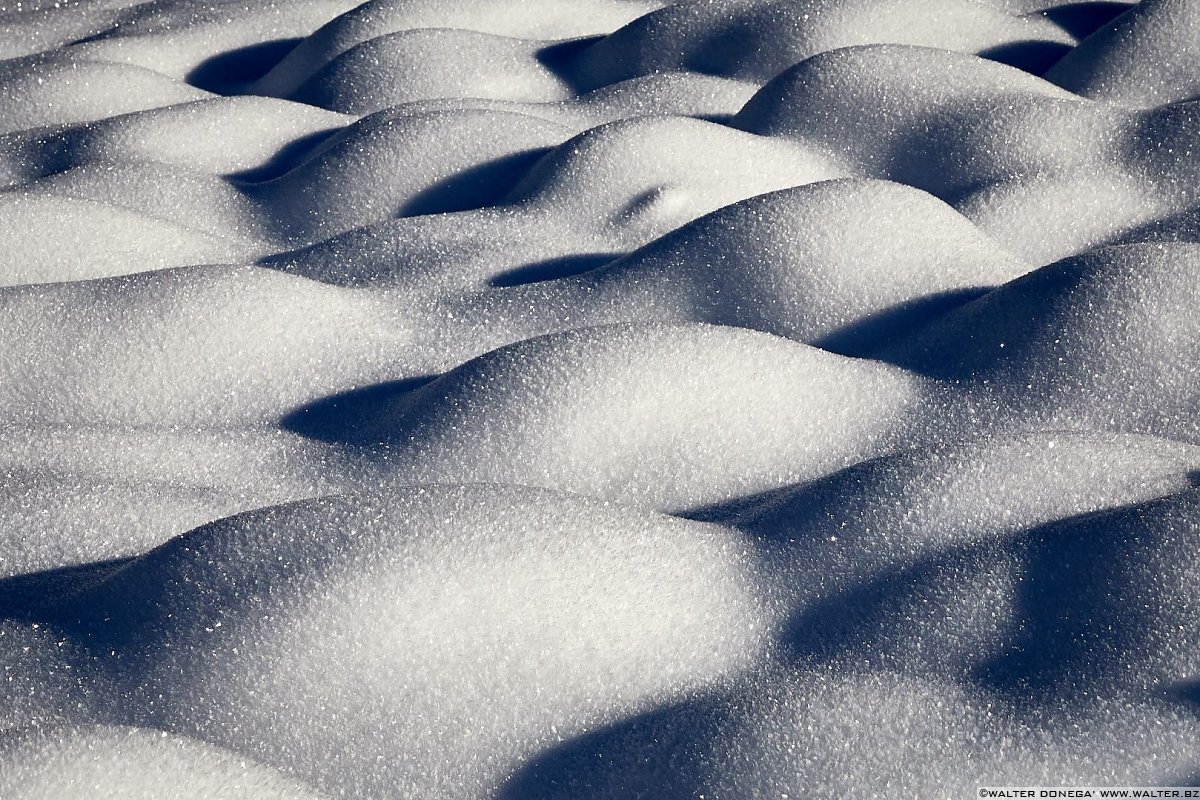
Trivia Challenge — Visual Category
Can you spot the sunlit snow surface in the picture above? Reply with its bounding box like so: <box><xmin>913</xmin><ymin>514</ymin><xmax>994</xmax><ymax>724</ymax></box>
<box><xmin>1</xmin><ymin>0</ymin><xmax>1200</xmax><ymax>797</ymax></box>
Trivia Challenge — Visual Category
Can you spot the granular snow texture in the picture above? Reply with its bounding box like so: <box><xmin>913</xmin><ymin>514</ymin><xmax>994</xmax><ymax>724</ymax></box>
<box><xmin>1</xmin><ymin>0</ymin><xmax>1199</xmax><ymax>798</ymax></box>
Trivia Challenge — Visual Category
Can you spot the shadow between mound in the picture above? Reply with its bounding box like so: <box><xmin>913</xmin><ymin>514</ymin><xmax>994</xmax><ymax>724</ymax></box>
<box><xmin>778</xmin><ymin>542</ymin><xmax>1015</xmax><ymax>677</ymax></box>
<box><xmin>1042</xmin><ymin>2</ymin><xmax>1135</xmax><ymax>41</ymax></box>
<box><xmin>676</xmin><ymin>483</ymin><xmax>798</xmax><ymax>525</ymax></box>
<box><xmin>536</xmin><ymin>36</ymin><xmax>606</xmax><ymax>96</ymax></box>
<box><xmin>280</xmin><ymin>376</ymin><xmax>436</xmax><ymax>445</ymax></box>
<box><xmin>1164</xmin><ymin>677</ymin><xmax>1200</xmax><ymax>712</ymax></box>
<box><xmin>1099</xmin><ymin>206</ymin><xmax>1200</xmax><ymax>248</ymax></box>
<box><xmin>975</xmin><ymin>494</ymin><xmax>1200</xmax><ymax>701</ymax></box>
<box><xmin>772</xmin><ymin>491</ymin><xmax>1200</xmax><ymax>705</ymax></box>
<box><xmin>498</xmin><ymin>694</ymin><xmax>730</xmax><ymax>800</ymax></box>
<box><xmin>490</xmin><ymin>253</ymin><xmax>615</xmax><ymax>288</ymax></box>
<box><xmin>0</xmin><ymin>557</ymin><xmax>135</xmax><ymax>625</ymax></box>
<box><xmin>978</xmin><ymin>40</ymin><xmax>1072</xmax><ymax>76</ymax></box>
<box><xmin>185</xmin><ymin>38</ymin><xmax>303</xmax><ymax>94</ymax></box>
<box><xmin>811</xmin><ymin>287</ymin><xmax>990</xmax><ymax>359</ymax></box>
<box><xmin>397</xmin><ymin>147</ymin><xmax>553</xmax><ymax>218</ymax></box>
<box><xmin>227</xmin><ymin>128</ymin><xmax>342</xmax><ymax>184</ymax></box>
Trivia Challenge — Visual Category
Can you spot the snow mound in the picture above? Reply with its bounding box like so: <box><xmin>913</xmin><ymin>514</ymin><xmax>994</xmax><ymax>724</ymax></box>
<box><xmin>421</xmin><ymin>178</ymin><xmax>1025</xmax><ymax>362</ymax></box>
<box><xmin>1047</xmin><ymin>0</ymin><xmax>1200</xmax><ymax>106</ymax></box>
<box><xmin>887</xmin><ymin>242</ymin><xmax>1200</xmax><ymax>442</ymax></box>
<box><xmin>987</xmin><ymin>487</ymin><xmax>1200</xmax><ymax>694</ymax></box>
<box><xmin>564</xmin><ymin>178</ymin><xmax>1026</xmax><ymax>352</ymax></box>
<box><xmin>570</xmin><ymin>0</ymin><xmax>1073</xmax><ymax>88</ymax></box>
<box><xmin>256</xmin><ymin>107</ymin><xmax>571</xmax><ymax>240</ymax></box>
<box><xmin>738</xmin><ymin>44</ymin><xmax>1200</xmax><ymax>262</ymax></box>
<box><xmin>0</xmin><ymin>97</ymin><xmax>345</xmax><ymax>186</ymax></box>
<box><xmin>0</xmin><ymin>266</ymin><xmax>409</xmax><ymax>427</ymax></box>
<box><xmin>354</xmin><ymin>323</ymin><xmax>935</xmax><ymax>510</ymax></box>
<box><xmin>0</xmin><ymin>620</ymin><xmax>104</xmax><ymax>734</ymax></box>
<box><xmin>362</xmin><ymin>71</ymin><xmax>760</xmax><ymax>134</ymax></box>
<box><xmin>51</xmin><ymin>0</ymin><xmax>363</xmax><ymax>84</ymax></box>
<box><xmin>0</xmin><ymin>725</ymin><xmax>323</xmax><ymax>800</ymax></box>
<box><xmin>726</xmin><ymin>432</ymin><xmax>1200</xmax><ymax>597</ymax></box>
<box><xmin>0</xmin><ymin>427</ymin><xmax>343</xmax><ymax>576</ymax></box>
<box><xmin>703</xmin><ymin>670</ymin><xmax>1200</xmax><ymax>799</ymax></box>
<box><xmin>252</xmin><ymin>0</ymin><xmax>663</xmax><ymax>97</ymax></box>
<box><xmin>500</xmin><ymin>668</ymin><xmax>1200</xmax><ymax>799</ymax></box>
<box><xmin>0</xmin><ymin>194</ymin><xmax>247</xmax><ymax>286</ymax></box>
<box><xmin>71</xmin><ymin>484</ymin><xmax>766</xmax><ymax>800</ymax></box>
<box><xmin>507</xmin><ymin>115</ymin><xmax>845</xmax><ymax>242</ymax></box>
<box><xmin>0</xmin><ymin>54</ymin><xmax>209</xmax><ymax>134</ymax></box>
<box><xmin>291</xmin><ymin>29</ymin><xmax>576</xmax><ymax>114</ymax></box>
<box><xmin>269</xmin><ymin>113</ymin><xmax>842</xmax><ymax>291</ymax></box>
<box><xmin>701</xmin><ymin>432</ymin><xmax>1200</xmax><ymax>681</ymax></box>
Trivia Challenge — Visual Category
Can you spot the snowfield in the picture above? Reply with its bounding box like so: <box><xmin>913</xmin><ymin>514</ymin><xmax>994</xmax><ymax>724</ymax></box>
<box><xmin>1</xmin><ymin>0</ymin><xmax>1200</xmax><ymax>797</ymax></box>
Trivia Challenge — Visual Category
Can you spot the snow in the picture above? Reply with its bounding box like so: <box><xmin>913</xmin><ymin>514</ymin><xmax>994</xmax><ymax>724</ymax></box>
<box><xmin>0</xmin><ymin>725</ymin><xmax>324</xmax><ymax>799</ymax></box>
<box><xmin>354</xmin><ymin>322</ymin><xmax>934</xmax><ymax>509</ymax></box>
<box><xmin>1045</xmin><ymin>0</ymin><xmax>1200</xmax><ymax>107</ymax></box>
<box><xmin>1</xmin><ymin>0</ymin><xmax>1199</xmax><ymax>797</ymax></box>
<box><xmin>887</xmin><ymin>242</ymin><xmax>1200</xmax><ymax>442</ymax></box>
<box><xmin>71</xmin><ymin>485</ymin><xmax>767</xmax><ymax>800</ymax></box>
